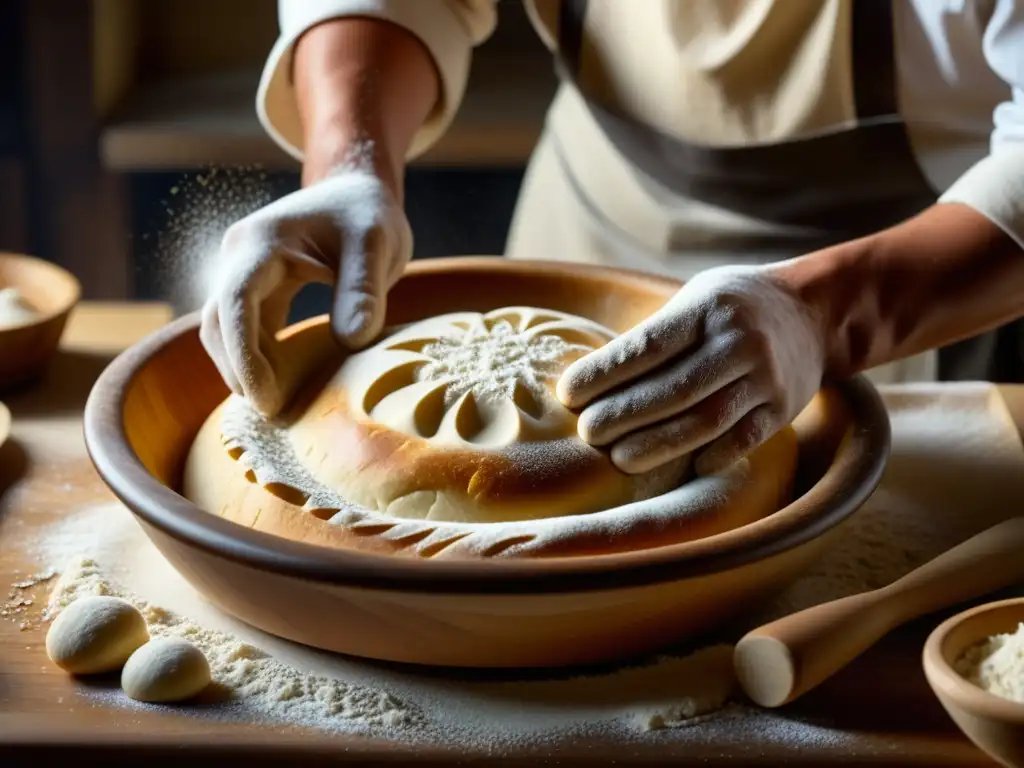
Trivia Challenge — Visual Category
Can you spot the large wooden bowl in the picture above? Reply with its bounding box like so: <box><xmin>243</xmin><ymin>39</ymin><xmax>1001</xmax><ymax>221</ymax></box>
<box><xmin>924</xmin><ymin>598</ymin><xmax>1024</xmax><ymax>768</ymax></box>
<box><xmin>83</xmin><ymin>257</ymin><xmax>890</xmax><ymax>668</ymax></box>
<box><xmin>0</xmin><ymin>253</ymin><xmax>81</xmax><ymax>392</ymax></box>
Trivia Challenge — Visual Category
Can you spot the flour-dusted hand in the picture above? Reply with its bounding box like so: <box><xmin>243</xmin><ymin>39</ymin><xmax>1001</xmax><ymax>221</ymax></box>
<box><xmin>200</xmin><ymin>168</ymin><xmax>412</xmax><ymax>417</ymax></box>
<box><xmin>556</xmin><ymin>264</ymin><xmax>827</xmax><ymax>476</ymax></box>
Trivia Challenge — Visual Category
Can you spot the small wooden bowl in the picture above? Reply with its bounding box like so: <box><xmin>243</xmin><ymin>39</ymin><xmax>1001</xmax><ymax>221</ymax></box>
<box><xmin>0</xmin><ymin>253</ymin><xmax>81</xmax><ymax>392</ymax></box>
<box><xmin>924</xmin><ymin>598</ymin><xmax>1024</xmax><ymax>767</ymax></box>
<box><xmin>83</xmin><ymin>257</ymin><xmax>891</xmax><ymax>668</ymax></box>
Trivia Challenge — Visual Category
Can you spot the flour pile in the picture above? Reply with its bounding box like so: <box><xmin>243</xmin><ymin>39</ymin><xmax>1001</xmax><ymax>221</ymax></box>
<box><xmin>956</xmin><ymin>622</ymin><xmax>1024</xmax><ymax>703</ymax></box>
<box><xmin>414</xmin><ymin>317</ymin><xmax>590</xmax><ymax>409</ymax></box>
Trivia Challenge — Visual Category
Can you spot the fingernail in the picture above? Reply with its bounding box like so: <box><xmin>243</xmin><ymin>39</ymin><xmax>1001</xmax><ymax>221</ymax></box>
<box><xmin>339</xmin><ymin>309</ymin><xmax>368</xmax><ymax>338</ymax></box>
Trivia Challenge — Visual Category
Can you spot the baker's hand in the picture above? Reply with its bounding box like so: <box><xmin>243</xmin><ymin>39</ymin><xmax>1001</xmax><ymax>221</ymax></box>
<box><xmin>556</xmin><ymin>264</ymin><xmax>826</xmax><ymax>477</ymax></box>
<box><xmin>200</xmin><ymin>169</ymin><xmax>412</xmax><ymax>417</ymax></box>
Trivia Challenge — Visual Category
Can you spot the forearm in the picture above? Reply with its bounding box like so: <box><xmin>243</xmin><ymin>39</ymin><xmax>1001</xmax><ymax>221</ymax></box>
<box><xmin>293</xmin><ymin>17</ymin><xmax>439</xmax><ymax>195</ymax></box>
<box><xmin>778</xmin><ymin>203</ymin><xmax>1024</xmax><ymax>377</ymax></box>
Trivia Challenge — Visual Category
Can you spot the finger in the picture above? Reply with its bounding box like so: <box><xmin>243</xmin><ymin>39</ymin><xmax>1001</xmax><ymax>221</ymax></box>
<box><xmin>259</xmin><ymin>248</ymin><xmax>335</xmax><ymax>336</ymax></box>
<box><xmin>694</xmin><ymin>404</ymin><xmax>777</xmax><ymax>476</ymax></box>
<box><xmin>556</xmin><ymin>298</ymin><xmax>703</xmax><ymax>409</ymax></box>
<box><xmin>333</xmin><ymin>226</ymin><xmax>389</xmax><ymax>349</ymax></box>
<box><xmin>218</xmin><ymin>271</ymin><xmax>281</xmax><ymax>417</ymax></box>
<box><xmin>198</xmin><ymin>298</ymin><xmax>242</xmax><ymax>396</ymax></box>
<box><xmin>609</xmin><ymin>376</ymin><xmax>766</xmax><ymax>474</ymax></box>
<box><xmin>576</xmin><ymin>331</ymin><xmax>751</xmax><ymax>446</ymax></box>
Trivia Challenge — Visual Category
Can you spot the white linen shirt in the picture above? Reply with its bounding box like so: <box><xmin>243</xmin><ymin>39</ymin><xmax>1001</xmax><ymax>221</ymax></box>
<box><xmin>258</xmin><ymin>0</ymin><xmax>1024</xmax><ymax>251</ymax></box>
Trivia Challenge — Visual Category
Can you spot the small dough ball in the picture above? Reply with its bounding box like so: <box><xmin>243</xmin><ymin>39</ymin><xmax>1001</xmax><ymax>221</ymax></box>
<box><xmin>46</xmin><ymin>596</ymin><xmax>149</xmax><ymax>675</ymax></box>
<box><xmin>121</xmin><ymin>636</ymin><xmax>211</xmax><ymax>703</ymax></box>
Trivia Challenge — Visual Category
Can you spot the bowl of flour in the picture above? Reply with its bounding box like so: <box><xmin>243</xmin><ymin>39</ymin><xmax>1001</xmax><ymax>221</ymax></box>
<box><xmin>0</xmin><ymin>252</ymin><xmax>80</xmax><ymax>391</ymax></box>
<box><xmin>925</xmin><ymin>597</ymin><xmax>1024</xmax><ymax>767</ymax></box>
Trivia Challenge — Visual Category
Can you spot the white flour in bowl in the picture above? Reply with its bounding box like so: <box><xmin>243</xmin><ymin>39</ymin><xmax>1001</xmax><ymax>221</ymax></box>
<box><xmin>956</xmin><ymin>623</ymin><xmax>1024</xmax><ymax>703</ymax></box>
<box><xmin>0</xmin><ymin>287</ymin><xmax>38</xmax><ymax>329</ymax></box>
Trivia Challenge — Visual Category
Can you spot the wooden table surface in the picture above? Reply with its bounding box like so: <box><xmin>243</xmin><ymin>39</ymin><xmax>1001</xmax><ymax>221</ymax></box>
<box><xmin>0</xmin><ymin>302</ymin><xmax>1017</xmax><ymax>767</ymax></box>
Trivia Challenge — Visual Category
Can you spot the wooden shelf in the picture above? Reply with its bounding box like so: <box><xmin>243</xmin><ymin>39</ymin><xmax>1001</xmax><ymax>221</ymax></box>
<box><xmin>100</xmin><ymin>52</ymin><xmax>558</xmax><ymax>172</ymax></box>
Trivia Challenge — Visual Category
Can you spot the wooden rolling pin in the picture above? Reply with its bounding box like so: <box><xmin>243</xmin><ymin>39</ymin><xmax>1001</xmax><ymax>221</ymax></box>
<box><xmin>733</xmin><ymin>516</ymin><xmax>1024</xmax><ymax>708</ymax></box>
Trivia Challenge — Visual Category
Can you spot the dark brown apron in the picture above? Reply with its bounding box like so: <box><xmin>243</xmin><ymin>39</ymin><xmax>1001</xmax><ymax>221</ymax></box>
<box><xmin>553</xmin><ymin>0</ymin><xmax>1016</xmax><ymax>382</ymax></box>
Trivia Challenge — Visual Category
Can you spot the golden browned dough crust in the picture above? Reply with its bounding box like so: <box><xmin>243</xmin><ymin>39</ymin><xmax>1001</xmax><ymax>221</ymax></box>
<box><xmin>182</xmin><ymin>307</ymin><xmax>800</xmax><ymax>559</ymax></box>
<box><xmin>183</xmin><ymin>408</ymin><xmax>799</xmax><ymax>560</ymax></box>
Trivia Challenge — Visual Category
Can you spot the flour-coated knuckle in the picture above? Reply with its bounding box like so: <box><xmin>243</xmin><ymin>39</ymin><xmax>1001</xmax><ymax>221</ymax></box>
<box><xmin>688</xmin><ymin>400</ymin><xmax>727</xmax><ymax>435</ymax></box>
<box><xmin>764</xmin><ymin>358</ymin><xmax>789</xmax><ymax>396</ymax></box>
<box><xmin>197</xmin><ymin>312</ymin><xmax>220</xmax><ymax>353</ymax></box>
<box><xmin>674</xmin><ymin>352</ymin><xmax>716</xmax><ymax>394</ymax></box>
<box><xmin>220</xmin><ymin>219</ymin><xmax>260</xmax><ymax>253</ymax></box>
<box><xmin>222</xmin><ymin>275</ymin><xmax>253</xmax><ymax>310</ymax></box>
<box><xmin>199</xmin><ymin>298</ymin><xmax>219</xmax><ymax>330</ymax></box>
<box><xmin>711</xmin><ymin>398</ymin><xmax>744</xmax><ymax>433</ymax></box>
<box><xmin>726</xmin><ymin>379</ymin><xmax>754</xmax><ymax>412</ymax></box>
<box><xmin>346</xmin><ymin>220</ymin><xmax>385</xmax><ymax>256</ymax></box>
<box><xmin>737</xmin><ymin>406</ymin><xmax>776</xmax><ymax>451</ymax></box>
<box><xmin>710</xmin><ymin>330</ymin><xmax>747</xmax><ymax>367</ymax></box>
<box><xmin>338</xmin><ymin>259</ymin><xmax>379</xmax><ymax>298</ymax></box>
<box><xmin>625</xmin><ymin>318</ymin><xmax>673</xmax><ymax>362</ymax></box>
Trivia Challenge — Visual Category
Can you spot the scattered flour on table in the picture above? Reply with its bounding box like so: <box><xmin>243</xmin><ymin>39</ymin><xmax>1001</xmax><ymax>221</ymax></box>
<box><xmin>47</xmin><ymin>555</ymin><xmax>414</xmax><ymax>733</ymax></box>
<box><xmin>956</xmin><ymin>622</ymin><xmax>1024</xmax><ymax>703</ymax></box>
<box><xmin>759</xmin><ymin>385</ymin><xmax>1024</xmax><ymax>621</ymax></box>
<box><xmin>11</xmin><ymin>384</ymin><xmax>1020</xmax><ymax>752</ymax></box>
<box><xmin>16</xmin><ymin>502</ymin><xmax>860</xmax><ymax>751</ymax></box>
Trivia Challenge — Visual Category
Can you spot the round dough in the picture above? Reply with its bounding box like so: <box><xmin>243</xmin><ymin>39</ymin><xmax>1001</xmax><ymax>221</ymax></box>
<box><xmin>46</xmin><ymin>596</ymin><xmax>149</xmax><ymax>675</ymax></box>
<box><xmin>183</xmin><ymin>309</ymin><xmax>800</xmax><ymax>559</ymax></box>
<box><xmin>281</xmin><ymin>307</ymin><xmax>690</xmax><ymax>523</ymax></box>
<box><xmin>121</xmin><ymin>637</ymin><xmax>211</xmax><ymax>703</ymax></box>
<box><xmin>189</xmin><ymin>308</ymin><xmax>690</xmax><ymax>525</ymax></box>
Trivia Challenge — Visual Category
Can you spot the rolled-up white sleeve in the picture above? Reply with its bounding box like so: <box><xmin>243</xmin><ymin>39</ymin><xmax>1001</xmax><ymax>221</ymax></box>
<box><xmin>257</xmin><ymin>0</ymin><xmax>498</xmax><ymax>163</ymax></box>
<box><xmin>939</xmin><ymin>0</ymin><xmax>1024</xmax><ymax>249</ymax></box>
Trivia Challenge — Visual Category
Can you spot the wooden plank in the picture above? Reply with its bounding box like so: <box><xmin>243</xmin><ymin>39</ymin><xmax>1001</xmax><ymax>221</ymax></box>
<box><xmin>61</xmin><ymin>301</ymin><xmax>174</xmax><ymax>353</ymax></box>
<box><xmin>101</xmin><ymin>53</ymin><xmax>557</xmax><ymax>171</ymax></box>
<box><xmin>21</xmin><ymin>0</ymin><xmax>132</xmax><ymax>299</ymax></box>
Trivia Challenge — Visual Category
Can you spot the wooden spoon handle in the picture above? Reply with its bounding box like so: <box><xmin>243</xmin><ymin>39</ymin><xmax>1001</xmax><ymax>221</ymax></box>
<box><xmin>734</xmin><ymin>517</ymin><xmax>1024</xmax><ymax>708</ymax></box>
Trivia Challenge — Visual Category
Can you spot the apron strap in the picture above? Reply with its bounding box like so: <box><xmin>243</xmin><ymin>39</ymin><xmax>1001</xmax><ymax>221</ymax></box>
<box><xmin>558</xmin><ymin>0</ymin><xmax>588</xmax><ymax>74</ymax></box>
<box><xmin>851</xmin><ymin>0</ymin><xmax>897</xmax><ymax>121</ymax></box>
<box><xmin>551</xmin><ymin>0</ymin><xmax>936</xmax><ymax>243</ymax></box>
